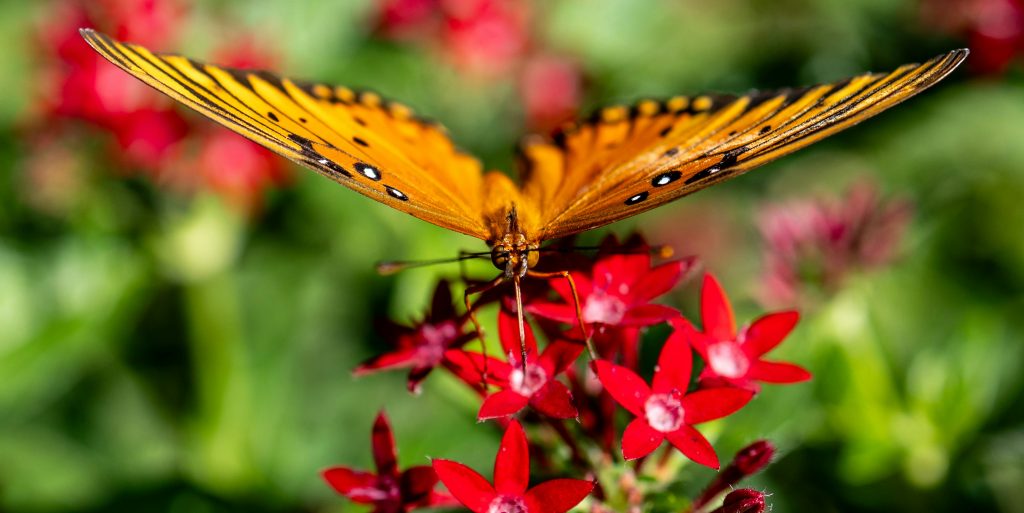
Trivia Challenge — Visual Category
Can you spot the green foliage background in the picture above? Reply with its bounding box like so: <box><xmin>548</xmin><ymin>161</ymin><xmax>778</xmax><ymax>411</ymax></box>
<box><xmin>1</xmin><ymin>1</ymin><xmax>1022</xmax><ymax>512</ymax></box>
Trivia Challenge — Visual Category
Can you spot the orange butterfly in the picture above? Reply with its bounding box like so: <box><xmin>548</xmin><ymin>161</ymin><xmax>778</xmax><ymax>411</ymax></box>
<box><xmin>80</xmin><ymin>28</ymin><xmax>966</xmax><ymax>358</ymax></box>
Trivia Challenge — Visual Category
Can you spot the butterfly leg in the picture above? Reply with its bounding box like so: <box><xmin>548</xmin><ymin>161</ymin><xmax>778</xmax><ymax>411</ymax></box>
<box><xmin>527</xmin><ymin>270</ymin><xmax>597</xmax><ymax>359</ymax></box>
<box><xmin>463</xmin><ymin>274</ymin><xmax>504</xmax><ymax>389</ymax></box>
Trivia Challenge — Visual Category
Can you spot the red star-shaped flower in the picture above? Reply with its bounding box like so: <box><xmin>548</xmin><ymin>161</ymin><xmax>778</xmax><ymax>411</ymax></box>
<box><xmin>432</xmin><ymin>420</ymin><xmax>594</xmax><ymax>513</ymax></box>
<box><xmin>682</xmin><ymin>273</ymin><xmax>811</xmax><ymax>391</ymax></box>
<box><xmin>355</xmin><ymin>281</ymin><xmax>476</xmax><ymax>393</ymax></box>
<box><xmin>529</xmin><ymin>236</ymin><xmax>695</xmax><ymax>360</ymax></box>
<box><xmin>444</xmin><ymin>310</ymin><xmax>583</xmax><ymax>420</ymax></box>
<box><xmin>323</xmin><ymin>412</ymin><xmax>451</xmax><ymax>513</ymax></box>
<box><xmin>594</xmin><ymin>328</ymin><xmax>754</xmax><ymax>468</ymax></box>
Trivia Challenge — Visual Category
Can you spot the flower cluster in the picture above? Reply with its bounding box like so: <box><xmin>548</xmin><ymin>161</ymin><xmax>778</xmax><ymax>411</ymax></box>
<box><xmin>371</xmin><ymin>0</ymin><xmax>583</xmax><ymax>133</ymax></box>
<box><xmin>26</xmin><ymin>0</ymin><xmax>288</xmax><ymax>213</ymax></box>
<box><xmin>335</xmin><ymin>235</ymin><xmax>811</xmax><ymax>512</ymax></box>
<box><xmin>756</xmin><ymin>181</ymin><xmax>912</xmax><ymax>308</ymax></box>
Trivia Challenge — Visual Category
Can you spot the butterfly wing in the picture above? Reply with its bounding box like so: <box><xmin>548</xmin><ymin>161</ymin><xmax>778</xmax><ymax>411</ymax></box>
<box><xmin>520</xmin><ymin>49</ymin><xmax>968</xmax><ymax>240</ymax></box>
<box><xmin>80</xmin><ymin>29</ymin><xmax>491</xmax><ymax>239</ymax></box>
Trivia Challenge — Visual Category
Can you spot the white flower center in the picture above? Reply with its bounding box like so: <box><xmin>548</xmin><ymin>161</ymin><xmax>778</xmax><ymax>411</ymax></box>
<box><xmin>706</xmin><ymin>341</ymin><xmax>750</xmax><ymax>379</ymax></box>
<box><xmin>488</xmin><ymin>495</ymin><xmax>528</xmax><ymax>513</ymax></box>
<box><xmin>582</xmin><ymin>290</ymin><xmax>627</xmax><ymax>325</ymax></box>
<box><xmin>644</xmin><ymin>393</ymin><xmax>685</xmax><ymax>433</ymax></box>
<box><xmin>510</xmin><ymin>361</ymin><xmax>548</xmax><ymax>396</ymax></box>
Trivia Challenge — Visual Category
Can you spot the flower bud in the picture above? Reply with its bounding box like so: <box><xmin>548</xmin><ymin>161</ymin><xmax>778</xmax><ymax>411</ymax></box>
<box><xmin>693</xmin><ymin>440</ymin><xmax>775</xmax><ymax>509</ymax></box>
<box><xmin>733</xmin><ymin>440</ymin><xmax>775</xmax><ymax>475</ymax></box>
<box><xmin>720</xmin><ymin>489</ymin><xmax>766</xmax><ymax>513</ymax></box>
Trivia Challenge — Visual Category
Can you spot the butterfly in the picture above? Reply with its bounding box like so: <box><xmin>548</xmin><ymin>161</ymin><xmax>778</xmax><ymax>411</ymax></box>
<box><xmin>80</xmin><ymin>28</ymin><xmax>966</xmax><ymax>360</ymax></box>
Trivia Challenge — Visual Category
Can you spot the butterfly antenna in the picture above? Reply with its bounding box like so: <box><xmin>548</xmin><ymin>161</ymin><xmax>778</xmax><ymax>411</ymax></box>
<box><xmin>376</xmin><ymin>252</ymin><xmax>491</xmax><ymax>275</ymax></box>
<box><xmin>537</xmin><ymin>244</ymin><xmax>675</xmax><ymax>259</ymax></box>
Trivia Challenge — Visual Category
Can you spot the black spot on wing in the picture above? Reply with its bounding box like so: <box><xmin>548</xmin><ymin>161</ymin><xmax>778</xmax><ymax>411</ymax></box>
<box><xmin>652</xmin><ymin>171</ymin><xmax>682</xmax><ymax>187</ymax></box>
<box><xmin>625</xmin><ymin>191</ymin><xmax>649</xmax><ymax>205</ymax></box>
<box><xmin>355</xmin><ymin>162</ymin><xmax>382</xmax><ymax>181</ymax></box>
<box><xmin>385</xmin><ymin>186</ymin><xmax>408</xmax><ymax>201</ymax></box>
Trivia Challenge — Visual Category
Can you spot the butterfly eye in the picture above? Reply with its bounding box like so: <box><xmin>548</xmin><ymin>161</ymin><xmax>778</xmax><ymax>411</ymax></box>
<box><xmin>491</xmin><ymin>251</ymin><xmax>510</xmax><ymax>270</ymax></box>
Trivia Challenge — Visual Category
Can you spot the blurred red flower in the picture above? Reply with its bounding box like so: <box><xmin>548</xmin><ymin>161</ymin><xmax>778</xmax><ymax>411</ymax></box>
<box><xmin>923</xmin><ymin>0</ymin><xmax>1024</xmax><ymax>74</ymax></box>
<box><xmin>594</xmin><ymin>328</ymin><xmax>753</xmax><ymax>468</ymax></box>
<box><xmin>757</xmin><ymin>182</ymin><xmax>912</xmax><ymax>307</ymax></box>
<box><xmin>432</xmin><ymin>420</ymin><xmax>594</xmax><ymax>513</ymax></box>
<box><xmin>355</xmin><ymin>281</ymin><xmax>476</xmax><ymax>394</ymax></box>
<box><xmin>323</xmin><ymin>412</ymin><xmax>453</xmax><ymax>513</ymax></box>
<box><xmin>520</xmin><ymin>54</ymin><xmax>583</xmax><ymax>134</ymax></box>
<box><xmin>680</xmin><ymin>274</ymin><xmax>811</xmax><ymax>391</ymax></box>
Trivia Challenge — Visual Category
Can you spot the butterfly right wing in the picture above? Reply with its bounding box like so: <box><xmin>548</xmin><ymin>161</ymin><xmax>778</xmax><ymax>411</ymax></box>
<box><xmin>520</xmin><ymin>49</ymin><xmax>967</xmax><ymax>240</ymax></box>
<box><xmin>81</xmin><ymin>29</ymin><xmax>492</xmax><ymax>240</ymax></box>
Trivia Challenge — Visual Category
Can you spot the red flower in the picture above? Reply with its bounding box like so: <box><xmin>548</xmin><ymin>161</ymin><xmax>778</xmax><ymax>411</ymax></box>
<box><xmin>447</xmin><ymin>310</ymin><xmax>583</xmax><ymax>420</ymax></box>
<box><xmin>432</xmin><ymin>420</ymin><xmax>594</xmax><ymax>513</ymax></box>
<box><xmin>529</xmin><ymin>236</ymin><xmax>694</xmax><ymax>359</ymax></box>
<box><xmin>355</xmin><ymin>281</ymin><xmax>475</xmax><ymax>393</ymax></box>
<box><xmin>323</xmin><ymin>412</ymin><xmax>451</xmax><ymax>513</ymax></box>
<box><xmin>682</xmin><ymin>274</ymin><xmax>811</xmax><ymax>391</ymax></box>
<box><xmin>594</xmin><ymin>328</ymin><xmax>753</xmax><ymax>468</ymax></box>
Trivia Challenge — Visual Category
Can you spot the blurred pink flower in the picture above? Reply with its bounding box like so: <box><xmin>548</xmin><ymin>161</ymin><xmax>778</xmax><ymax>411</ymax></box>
<box><xmin>520</xmin><ymin>54</ymin><xmax>583</xmax><ymax>134</ymax></box>
<box><xmin>757</xmin><ymin>182</ymin><xmax>912</xmax><ymax>307</ymax></box>
<box><xmin>441</xmin><ymin>0</ymin><xmax>531</xmax><ymax>78</ymax></box>
<box><xmin>375</xmin><ymin>0</ymin><xmax>442</xmax><ymax>40</ymax></box>
<box><xmin>922</xmin><ymin>0</ymin><xmax>1024</xmax><ymax>74</ymax></box>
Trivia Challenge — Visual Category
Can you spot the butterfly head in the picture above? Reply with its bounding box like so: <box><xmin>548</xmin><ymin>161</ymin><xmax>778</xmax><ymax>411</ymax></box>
<box><xmin>491</xmin><ymin>233</ymin><xmax>539</xmax><ymax>279</ymax></box>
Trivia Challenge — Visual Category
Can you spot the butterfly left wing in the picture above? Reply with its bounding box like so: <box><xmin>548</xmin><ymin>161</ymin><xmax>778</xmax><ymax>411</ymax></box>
<box><xmin>80</xmin><ymin>29</ymin><xmax>493</xmax><ymax>239</ymax></box>
<box><xmin>520</xmin><ymin>49</ymin><xmax>967</xmax><ymax>240</ymax></box>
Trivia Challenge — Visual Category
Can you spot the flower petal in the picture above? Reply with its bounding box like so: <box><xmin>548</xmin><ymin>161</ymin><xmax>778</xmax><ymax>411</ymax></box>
<box><xmin>540</xmin><ymin>340</ymin><xmax>584</xmax><ymax>375</ymax></box>
<box><xmin>372</xmin><ymin>412</ymin><xmax>398</xmax><ymax>476</ymax></box>
<box><xmin>550</xmin><ymin>271</ymin><xmax>593</xmax><ymax>304</ymax></box>
<box><xmin>631</xmin><ymin>258</ymin><xmax>695</xmax><ymax>301</ymax></box>
<box><xmin>593</xmin><ymin>360</ymin><xmax>651</xmax><ymax>416</ymax></box>
<box><xmin>750</xmin><ymin>360</ymin><xmax>812</xmax><ymax>383</ymax></box>
<box><xmin>499</xmin><ymin>309</ymin><xmax>539</xmax><ymax>358</ymax></box>
<box><xmin>353</xmin><ymin>348</ymin><xmax>420</xmax><ymax>375</ymax></box>
<box><xmin>401</xmin><ymin>465</ymin><xmax>440</xmax><ymax>506</ymax></box>
<box><xmin>674</xmin><ymin>318</ymin><xmax>711</xmax><ymax>359</ymax></box>
<box><xmin>681</xmin><ymin>387</ymin><xmax>754</xmax><ymax>424</ymax></box>
<box><xmin>428</xmin><ymin>280</ymin><xmax>456</xmax><ymax>323</ymax></box>
<box><xmin>701</xmin><ymin>273</ymin><xmax>736</xmax><ymax>340</ymax></box>
<box><xmin>443</xmin><ymin>349</ymin><xmax>510</xmax><ymax>386</ymax></box>
<box><xmin>321</xmin><ymin>467</ymin><xmax>380</xmax><ymax>503</ymax></box>
<box><xmin>479</xmin><ymin>389</ymin><xmax>529</xmax><ymax>420</ymax></box>
<box><xmin>666</xmin><ymin>425</ymin><xmax>720</xmax><ymax>469</ymax></box>
<box><xmin>407</xmin><ymin>365</ymin><xmax>435</xmax><ymax>394</ymax></box>
<box><xmin>524</xmin><ymin>478</ymin><xmax>595</xmax><ymax>513</ymax></box>
<box><xmin>432</xmin><ymin>459</ymin><xmax>497</xmax><ymax>513</ymax></box>
<box><xmin>494</xmin><ymin>420</ymin><xmax>531</xmax><ymax>495</ymax></box>
<box><xmin>652</xmin><ymin>328</ymin><xmax>693</xmax><ymax>394</ymax></box>
<box><xmin>530</xmin><ymin>380</ymin><xmax>578</xmax><ymax>419</ymax></box>
<box><xmin>742</xmin><ymin>311</ymin><xmax>799</xmax><ymax>357</ymax></box>
<box><xmin>621</xmin><ymin>418</ymin><xmax>664</xmax><ymax>460</ymax></box>
<box><xmin>526</xmin><ymin>302</ymin><xmax>579</xmax><ymax>324</ymax></box>
<box><xmin>622</xmin><ymin>304</ymin><xmax>681</xmax><ymax>326</ymax></box>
